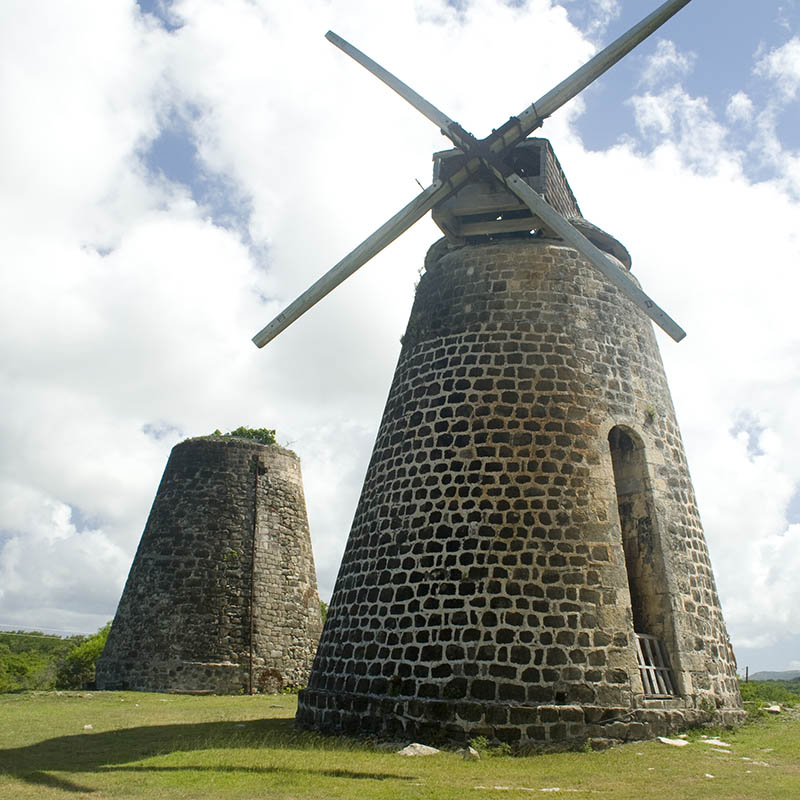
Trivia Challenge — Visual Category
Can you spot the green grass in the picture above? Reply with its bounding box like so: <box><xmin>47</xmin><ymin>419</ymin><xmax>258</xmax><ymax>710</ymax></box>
<box><xmin>0</xmin><ymin>692</ymin><xmax>798</xmax><ymax>799</ymax></box>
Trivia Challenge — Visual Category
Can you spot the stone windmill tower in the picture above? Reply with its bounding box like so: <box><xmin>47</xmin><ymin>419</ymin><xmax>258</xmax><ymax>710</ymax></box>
<box><xmin>252</xmin><ymin>0</ymin><xmax>743</xmax><ymax>746</ymax></box>
<box><xmin>96</xmin><ymin>436</ymin><xmax>323</xmax><ymax>694</ymax></box>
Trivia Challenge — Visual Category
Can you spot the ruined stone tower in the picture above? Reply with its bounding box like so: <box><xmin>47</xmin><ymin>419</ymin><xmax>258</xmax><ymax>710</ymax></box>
<box><xmin>97</xmin><ymin>436</ymin><xmax>322</xmax><ymax>693</ymax></box>
<box><xmin>297</xmin><ymin>140</ymin><xmax>743</xmax><ymax>747</ymax></box>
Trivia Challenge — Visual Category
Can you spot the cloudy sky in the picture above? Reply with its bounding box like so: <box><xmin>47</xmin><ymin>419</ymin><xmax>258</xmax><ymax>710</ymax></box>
<box><xmin>1</xmin><ymin>0</ymin><xmax>799</xmax><ymax>675</ymax></box>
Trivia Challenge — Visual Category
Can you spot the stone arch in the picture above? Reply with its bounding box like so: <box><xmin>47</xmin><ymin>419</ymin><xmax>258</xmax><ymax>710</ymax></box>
<box><xmin>608</xmin><ymin>425</ymin><xmax>679</xmax><ymax>694</ymax></box>
<box><xmin>608</xmin><ymin>426</ymin><xmax>663</xmax><ymax>635</ymax></box>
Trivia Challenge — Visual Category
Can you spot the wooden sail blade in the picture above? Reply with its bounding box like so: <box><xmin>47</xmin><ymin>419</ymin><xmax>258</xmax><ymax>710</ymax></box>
<box><xmin>254</xmin><ymin>0</ymin><xmax>693</xmax><ymax>349</ymax></box>
<box><xmin>252</xmin><ymin>180</ymin><xmax>448</xmax><ymax>348</ymax></box>
<box><xmin>499</xmin><ymin>172</ymin><xmax>686</xmax><ymax>342</ymax></box>
<box><xmin>327</xmin><ymin>1</ymin><xmax>694</xmax><ymax>165</ymax></box>
<box><xmin>516</xmin><ymin>0</ymin><xmax>693</xmax><ymax>135</ymax></box>
<box><xmin>322</xmin><ymin>29</ymin><xmax>686</xmax><ymax>342</ymax></box>
<box><xmin>326</xmin><ymin>32</ymin><xmax>455</xmax><ymax>132</ymax></box>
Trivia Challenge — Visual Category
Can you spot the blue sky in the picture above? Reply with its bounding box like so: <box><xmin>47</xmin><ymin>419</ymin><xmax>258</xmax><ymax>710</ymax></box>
<box><xmin>136</xmin><ymin>0</ymin><xmax>800</xmax><ymax>240</ymax></box>
<box><xmin>2</xmin><ymin>0</ymin><xmax>800</xmax><ymax>677</ymax></box>
<box><xmin>573</xmin><ymin>1</ymin><xmax>799</xmax><ymax>155</ymax></box>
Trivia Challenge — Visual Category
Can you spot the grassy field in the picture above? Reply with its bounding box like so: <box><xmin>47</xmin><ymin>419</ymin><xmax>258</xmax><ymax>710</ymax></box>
<box><xmin>0</xmin><ymin>692</ymin><xmax>798</xmax><ymax>799</ymax></box>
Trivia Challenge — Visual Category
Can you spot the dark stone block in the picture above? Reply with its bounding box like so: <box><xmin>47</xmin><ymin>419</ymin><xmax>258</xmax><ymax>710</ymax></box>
<box><xmin>486</xmin><ymin>705</ymin><xmax>509</xmax><ymax>725</ymax></box>
<box><xmin>546</xmin><ymin>648</ymin><xmax>567</xmax><ymax>666</ymax></box>
<box><xmin>443</xmin><ymin>678</ymin><xmax>468</xmax><ymax>699</ymax></box>
<box><xmin>421</xmin><ymin>644</ymin><xmax>443</xmax><ymax>661</ymax></box>
<box><xmin>511</xmin><ymin>646</ymin><xmax>531</xmax><ymax>664</ymax></box>
<box><xmin>470</xmin><ymin>680</ymin><xmax>496</xmax><ymax>700</ymax></box>
<box><xmin>588</xmin><ymin>650</ymin><xmax>606</xmax><ymax>666</ymax></box>
<box><xmin>489</xmin><ymin>664</ymin><xmax>517</xmax><ymax>679</ymax></box>
<box><xmin>477</xmin><ymin>645</ymin><xmax>496</xmax><ymax>661</ymax></box>
<box><xmin>499</xmin><ymin>682</ymin><xmax>526</xmax><ymax>702</ymax></box>
<box><xmin>456</xmin><ymin>702</ymin><xmax>483</xmax><ymax>722</ymax></box>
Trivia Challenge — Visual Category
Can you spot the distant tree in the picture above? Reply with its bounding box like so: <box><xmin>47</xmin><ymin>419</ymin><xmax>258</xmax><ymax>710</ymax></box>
<box><xmin>739</xmin><ymin>678</ymin><xmax>799</xmax><ymax>707</ymax></box>
<box><xmin>0</xmin><ymin>631</ymin><xmax>79</xmax><ymax>692</ymax></box>
<box><xmin>320</xmin><ymin>601</ymin><xmax>328</xmax><ymax>624</ymax></box>
<box><xmin>55</xmin><ymin>622</ymin><xmax>111</xmax><ymax>690</ymax></box>
<box><xmin>210</xmin><ymin>427</ymin><xmax>277</xmax><ymax>446</ymax></box>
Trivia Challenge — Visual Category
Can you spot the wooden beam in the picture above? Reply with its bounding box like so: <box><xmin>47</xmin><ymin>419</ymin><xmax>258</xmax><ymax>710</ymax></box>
<box><xmin>252</xmin><ymin>180</ymin><xmax>447</xmax><ymax>347</ymax></box>
<box><xmin>499</xmin><ymin>173</ymin><xmax>687</xmax><ymax>342</ymax></box>
<box><xmin>516</xmin><ymin>0</ymin><xmax>694</xmax><ymax>134</ymax></box>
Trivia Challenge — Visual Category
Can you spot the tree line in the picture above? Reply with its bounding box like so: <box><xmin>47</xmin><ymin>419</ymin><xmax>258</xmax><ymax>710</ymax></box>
<box><xmin>0</xmin><ymin>623</ymin><xmax>110</xmax><ymax>692</ymax></box>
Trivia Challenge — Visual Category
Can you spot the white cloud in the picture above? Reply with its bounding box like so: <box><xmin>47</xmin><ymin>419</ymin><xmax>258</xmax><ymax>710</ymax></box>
<box><xmin>0</xmin><ymin>484</ymin><xmax>130</xmax><ymax>632</ymax></box>
<box><xmin>562</xmin><ymin>0</ymin><xmax>621</xmax><ymax>37</ymax></box>
<box><xmin>628</xmin><ymin>86</ymin><xmax>731</xmax><ymax>172</ymax></box>
<box><xmin>737</xmin><ymin>36</ymin><xmax>800</xmax><ymax>200</ymax></box>
<box><xmin>726</xmin><ymin>91</ymin><xmax>755</xmax><ymax>123</ymax></box>
<box><xmin>639</xmin><ymin>40</ymin><xmax>696</xmax><ymax>88</ymax></box>
<box><xmin>756</xmin><ymin>35</ymin><xmax>800</xmax><ymax>101</ymax></box>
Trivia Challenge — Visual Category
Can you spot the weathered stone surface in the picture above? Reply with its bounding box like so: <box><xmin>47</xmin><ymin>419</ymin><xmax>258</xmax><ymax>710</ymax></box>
<box><xmin>96</xmin><ymin>437</ymin><xmax>322</xmax><ymax>694</ymax></box>
<box><xmin>297</xmin><ymin>220</ymin><xmax>744</xmax><ymax>746</ymax></box>
<box><xmin>397</xmin><ymin>743</ymin><xmax>440</xmax><ymax>756</ymax></box>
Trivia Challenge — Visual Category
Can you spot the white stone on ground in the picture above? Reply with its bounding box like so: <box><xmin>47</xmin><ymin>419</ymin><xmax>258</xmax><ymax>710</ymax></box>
<box><xmin>658</xmin><ymin>736</ymin><xmax>689</xmax><ymax>747</ymax></box>
<box><xmin>397</xmin><ymin>743</ymin><xmax>440</xmax><ymax>756</ymax></box>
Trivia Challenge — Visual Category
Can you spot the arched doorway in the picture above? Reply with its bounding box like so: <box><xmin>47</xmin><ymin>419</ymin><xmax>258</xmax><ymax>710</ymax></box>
<box><xmin>608</xmin><ymin>426</ymin><xmax>677</xmax><ymax>697</ymax></box>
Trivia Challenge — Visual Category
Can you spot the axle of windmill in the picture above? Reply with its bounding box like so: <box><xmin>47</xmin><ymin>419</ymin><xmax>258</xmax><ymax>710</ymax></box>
<box><xmin>251</xmin><ymin>0</ymin><xmax>693</xmax><ymax>349</ymax></box>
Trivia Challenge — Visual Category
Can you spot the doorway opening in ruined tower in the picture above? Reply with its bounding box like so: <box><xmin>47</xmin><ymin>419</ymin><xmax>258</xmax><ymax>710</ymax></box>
<box><xmin>608</xmin><ymin>426</ymin><xmax>678</xmax><ymax>698</ymax></box>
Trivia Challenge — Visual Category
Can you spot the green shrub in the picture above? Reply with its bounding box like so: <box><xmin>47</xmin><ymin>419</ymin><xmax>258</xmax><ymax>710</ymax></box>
<box><xmin>55</xmin><ymin>622</ymin><xmax>111</xmax><ymax>690</ymax></box>
<box><xmin>469</xmin><ymin>735</ymin><xmax>512</xmax><ymax>757</ymax></box>
<box><xmin>0</xmin><ymin>631</ymin><xmax>79</xmax><ymax>692</ymax></box>
<box><xmin>211</xmin><ymin>427</ymin><xmax>277</xmax><ymax>445</ymax></box>
<box><xmin>739</xmin><ymin>679</ymin><xmax>799</xmax><ymax>708</ymax></box>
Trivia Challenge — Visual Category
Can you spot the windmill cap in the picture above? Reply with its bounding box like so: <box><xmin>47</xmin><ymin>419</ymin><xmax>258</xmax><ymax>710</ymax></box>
<box><xmin>569</xmin><ymin>216</ymin><xmax>632</xmax><ymax>270</ymax></box>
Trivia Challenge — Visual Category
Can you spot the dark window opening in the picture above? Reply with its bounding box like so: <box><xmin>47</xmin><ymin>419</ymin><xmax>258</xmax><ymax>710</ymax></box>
<box><xmin>506</xmin><ymin>147</ymin><xmax>542</xmax><ymax>178</ymax></box>
<box><xmin>609</xmin><ymin>426</ymin><xmax>677</xmax><ymax>697</ymax></box>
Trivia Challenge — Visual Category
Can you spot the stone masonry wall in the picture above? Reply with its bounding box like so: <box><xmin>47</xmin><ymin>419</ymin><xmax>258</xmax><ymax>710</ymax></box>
<box><xmin>297</xmin><ymin>237</ymin><xmax>742</xmax><ymax>747</ymax></box>
<box><xmin>541</xmin><ymin>140</ymin><xmax>581</xmax><ymax>220</ymax></box>
<box><xmin>96</xmin><ymin>437</ymin><xmax>322</xmax><ymax>693</ymax></box>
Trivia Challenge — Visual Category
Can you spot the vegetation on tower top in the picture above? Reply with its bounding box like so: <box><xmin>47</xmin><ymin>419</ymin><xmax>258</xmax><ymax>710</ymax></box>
<box><xmin>209</xmin><ymin>427</ymin><xmax>277</xmax><ymax>446</ymax></box>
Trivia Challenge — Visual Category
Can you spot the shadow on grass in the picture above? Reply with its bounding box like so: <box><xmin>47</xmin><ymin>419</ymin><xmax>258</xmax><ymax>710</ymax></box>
<box><xmin>0</xmin><ymin>717</ymin><xmax>416</xmax><ymax>793</ymax></box>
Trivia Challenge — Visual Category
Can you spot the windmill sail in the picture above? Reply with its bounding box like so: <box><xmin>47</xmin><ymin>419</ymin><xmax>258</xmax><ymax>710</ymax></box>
<box><xmin>252</xmin><ymin>0</ymin><xmax>693</xmax><ymax>348</ymax></box>
<box><xmin>322</xmin><ymin>30</ymin><xmax>687</xmax><ymax>341</ymax></box>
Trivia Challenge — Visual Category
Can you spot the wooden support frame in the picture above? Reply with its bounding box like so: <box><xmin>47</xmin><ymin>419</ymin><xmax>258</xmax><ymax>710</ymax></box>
<box><xmin>636</xmin><ymin>633</ymin><xmax>677</xmax><ymax>698</ymax></box>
